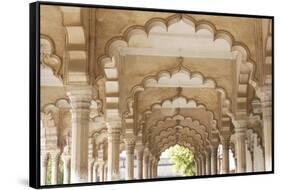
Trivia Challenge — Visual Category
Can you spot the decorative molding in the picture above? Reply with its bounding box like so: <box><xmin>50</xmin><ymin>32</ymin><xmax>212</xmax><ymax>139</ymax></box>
<box><xmin>40</xmin><ymin>35</ymin><xmax>63</xmax><ymax>79</ymax></box>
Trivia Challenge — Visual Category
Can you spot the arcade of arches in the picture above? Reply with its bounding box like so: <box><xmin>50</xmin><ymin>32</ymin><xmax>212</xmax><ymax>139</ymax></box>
<box><xmin>40</xmin><ymin>5</ymin><xmax>273</xmax><ymax>185</ymax></box>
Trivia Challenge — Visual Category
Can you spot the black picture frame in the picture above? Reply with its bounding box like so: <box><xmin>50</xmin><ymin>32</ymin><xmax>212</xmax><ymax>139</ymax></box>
<box><xmin>30</xmin><ymin>1</ymin><xmax>274</xmax><ymax>189</ymax></box>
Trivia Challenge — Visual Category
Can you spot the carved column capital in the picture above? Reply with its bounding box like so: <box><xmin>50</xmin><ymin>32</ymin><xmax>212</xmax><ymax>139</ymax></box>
<box><xmin>124</xmin><ymin>136</ymin><xmax>136</xmax><ymax>154</ymax></box>
<box><xmin>67</xmin><ymin>87</ymin><xmax>92</xmax><ymax>107</ymax></box>
<box><xmin>41</xmin><ymin>153</ymin><xmax>49</xmax><ymax>166</ymax></box>
<box><xmin>235</xmin><ymin>120</ymin><xmax>248</xmax><ymax>136</ymax></box>
<box><xmin>136</xmin><ymin>146</ymin><xmax>144</xmax><ymax>158</ymax></box>
<box><xmin>260</xmin><ymin>87</ymin><xmax>272</xmax><ymax>117</ymax></box>
<box><xmin>50</xmin><ymin>150</ymin><xmax>61</xmax><ymax>161</ymax></box>
<box><xmin>108</xmin><ymin>127</ymin><xmax>121</xmax><ymax>142</ymax></box>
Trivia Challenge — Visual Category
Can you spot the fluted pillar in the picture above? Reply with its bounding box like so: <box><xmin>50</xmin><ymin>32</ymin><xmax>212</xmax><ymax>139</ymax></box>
<box><xmin>148</xmin><ymin>155</ymin><xmax>152</xmax><ymax>178</ymax></box>
<box><xmin>211</xmin><ymin>145</ymin><xmax>218</xmax><ymax>175</ymax></box>
<box><xmin>50</xmin><ymin>152</ymin><xmax>59</xmax><ymax>185</ymax></box>
<box><xmin>92</xmin><ymin>163</ymin><xmax>98</xmax><ymax>182</ymax></box>
<box><xmin>206</xmin><ymin>150</ymin><xmax>211</xmax><ymax>175</ymax></box>
<box><xmin>222</xmin><ymin>138</ymin><xmax>230</xmax><ymax>174</ymax></box>
<box><xmin>125</xmin><ymin>137</ymin><xmax>136</xmax><ymax>180</ymax></box>
<box><xmin>107</xmin><ymin>126</ymin><xmax>121</xmax><ymax>181</ymax></box>
<box><xmin>201</xmin><ymin>154</ymin><xmax>206</xmax><ymax>175</ymax></box>
<box><xmin>62</xmin><ymin>156</ymin><xmax>71</xmax><ymax>184</ymax></box>
<box><xmin>41</xmin><ymin>154</ymin><xmax>48</xmax><ymax>185</ymax></box>
<box><xmin>195</xmin><ymin>158</ymin><xmax>200</xmax><ymax>176</ymax></box>
<box><xmin>154</xmin><ymin>160</ymin><xmax>158</xmax><ymax>177</ymax></box>
<box><xmin>151</xmin><ymin>159</ymin><xmax>155</xmax><ymax>178</ymax></box>
<box><xmin>143</xmin><ymin>152</ymin><xmax>149</xmax><ymax>179</ymax></box>
<box><xmin>246</xmin><ymin>146</ymin><xmax>253</xmax><ymax>172</ymax></box>
<box><xmin>136</xmin><ymin>147</ymin><xmax>144</xmax><ymax>179</ymax></box>
<box><xmin>88</xmin><ymin>161</ymin><xmax>94</xmax><ymax>182</ymax></box>
<box><xmin>235</xmin><ymin>124</ymin><xmax>247</xmax><ymax>173</ymax></box>
<box><xmin>104</xmin><ymin>166</ymin><xmax>108</xmax><ymax>181</ymax></box>
<box><xmin>99</xmin><ymin>163</ymin><xmax>105</xmax><ymax>182</ymax></box>
<box><xmin>261</xmin><ymin>88</ymin><xmax>272</xmax><ymax>171</ymax></box>
<box><xmin>67</xmin><ymin>87</ymin><xmax>92</xmax><ymax>183</ymax></box>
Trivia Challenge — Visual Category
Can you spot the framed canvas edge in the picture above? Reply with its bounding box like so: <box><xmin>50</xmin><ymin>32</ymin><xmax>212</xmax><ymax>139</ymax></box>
<box><xmin>30</xmin><ymin>1</ymin><xmax>41</xmax><ymax>189</ymax></box>
<box><xmin>29</xmin><ymin>1</ymin><xmax>275</xmax><ymax>189</ymax></box>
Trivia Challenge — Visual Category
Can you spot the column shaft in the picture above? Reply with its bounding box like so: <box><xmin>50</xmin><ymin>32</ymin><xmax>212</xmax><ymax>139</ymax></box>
<box><xmin>143</xmin><ymin>154</ymin><xmax>149</xmax><ymax>179</ymax></box>
<box><xmin>51</xmin><ymin>154</ymin><xmax>59</xmax><ymax>185</ymax></box>
<box><xmin>235</xmin><ymin>127</ymin><xmax>246</xmax><ymax>173</ymax></box>
<box><xmin>155</xmin><ymin>161</ymin><xmax>158</xmax><ymax>177</ymax></box>
<box><xmin>148</xmin><ymin>157</ymin><xmax>152</xmax><ymax>178</ymax></box>
<box><xmin>201</xmin><ymin>155</ymin><xmax>206</xmax><ymax>175</ymax></box>
<box><xmin>107</xmin><ymin>127</ymin><xmax>121</xmax><ymax>181</ymax></box>
<box><xmin>222</xmin><ymin>140</ymin><xmax>230</xmax><ymax>174</ymax></box>
<box><xmin>41</xmin><ymin>155</ymin><xmax>48</xmax><ymax>185</ymax></box>
<box><xmin>88</xmin><ymin>161</ymin><xmax>94</xmax><ymax>182</ymax></box>
<box><xmin>263</xmin><ymin>116</ymin><xmax>272</xmax><ymax>171</ymax></box>
<box><xmin>99</xmin><ymin>164</ymin><xmax>104</xmax><ymax>182</ymax></box>
<box><xmin>125</xmin><ymin>139</ymin><xmax>135</xmax><ymax>180</ymax></box>
<box><xmin>261</xmin><ymin>88</ymin><xmax>272</xmax><ymax>171</ymax></box>
<box><xmin>137</xmin><ymin>149</ymin><xmax>144</xmax><ymax>179</ymax></box>
<box><xmin>63</xmin><ymin>157</ymin><xmax>70</xmax><ymax>184</ymax></box>
<box><xmin>92</xmin><ymin>164</ymin><xmax>97</xmax><ymax>182</ymax></box>
<box><xmin>196</xmin><ymin>159</ymin><xmax>200</xmax><ymax>176</ymax></box>
<box><xmin>211</xmin><ymin>146</ymin><xmax>218</xmax><ymax>175</ymax></box>
<box><xmin>206</xmin><ymin>151</ymin><xmax>211</xmax><ymax>175</ymax></box>
<box><xmin>68</xmin><ymin>89</ymin><xmax>91</xmax><ymax>183</ymax></box>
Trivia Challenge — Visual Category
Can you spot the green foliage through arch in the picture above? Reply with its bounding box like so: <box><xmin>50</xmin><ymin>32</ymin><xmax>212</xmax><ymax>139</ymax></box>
<box><xmin>166</xmin><ymin>145</ymin><xmax>196</xmax><ymax>176</ymax></box>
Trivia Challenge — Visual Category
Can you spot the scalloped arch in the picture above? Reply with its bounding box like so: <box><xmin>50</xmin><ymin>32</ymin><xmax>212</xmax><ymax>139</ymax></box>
<box><xmin>40</xmin><ymin>35</ymin><xmax>63</xmax><ymax>78</ymax></box>
<box><xmin>149</xmin><ymin>114</ymin><xmax>210</xmax><ymax>139</ymax></box>
<box><xmin>157</xmin><ymin>134</ymin><xmax>200</xmax><ymax>155</ymax></box>
<box><xmin>144</xmin><ymin>96</ymin><xmax>217</xmax><ymax>127</ymax></box>
<box><xmin>153</xmin><ymin>126</ymin><xmax>207</xmax><ymax>147</ymax></box>
<box><xmin>98</xmin><ymin>13</ymin><xmax>257</xmax><ymax>84</ymax></box>
<box><xmin>90</xmin><ymin>128</ymin><xmax>107</xmax><ymax>138</ymax></box>
<box><xmin>158</xmin><ymin>141</ymin><xmax>196</xmax><ymax>156</ymax></box>
<box><xmin>125</xmin><ymin>63</ymin><xmax>231</xmax><ymax>117</ymax></box>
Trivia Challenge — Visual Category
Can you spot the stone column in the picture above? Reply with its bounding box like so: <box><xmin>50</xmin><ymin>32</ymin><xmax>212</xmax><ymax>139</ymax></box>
<box><xmin>104</xmin><ymin>166</ymin><xmax>108</xmax><ymax>181</ymax></box>
<box><xmin>143</xmin><ymin>152</ymin><xmax>149</xmax><ymax>179</ymax></box>
<box><xmin>201</xmin><ymin>154</ymin><xmax>206</xmax><ymax>175</ymax></box>
<box><xmin>88</xmin><ymin>161</ymin><xmax>94</xmax><ymax>182</ymax></box>
<box><xmin>50</xmin><ymin>152</ymin><xmax>60</xmax><ymax>185</ymax></box>
<box><xmin>211</xmin><ymin>145</ymin><xmax>218</xmax><ymax>175</ymax></box>
<box><xmin>261</xmin><ymin>88</ymin><xmax>272</xmax><ymax>171</ymax></box>
<box><xmin>148</xmin><ymin>155</ymin><xmax>152</xmax><ymax>178</ymax></box>
<box><xmin>107</xmin><ymin>126</ymin><xmax>121</xmax><ymax>181</ymax></box>
<box><xmin>205</xmin><ymin>150</ymin><xmax>211</xmax><ymax>175</ymax></box>
<box><xmin>151</xmin><ymin>159</ymin><xmax>155</xmax><ymax>178</ymax></box>
<box><xmin>92</xmin><ymin>163</ymin><xmax>98</xmax><ymax>182</ymax></box>
<box><xmin>195</xmin><ymin>158</ymin><xmax>200</xmax><ymax>176</ymax></box>
<box><xmin>155</xmin><ymin>160</ymin><xmax>158</xmax><ymax>177</ymax></box>
<box><xmin>62</xmin><ymin>156</ymin><xmax>71</xmax><ymax>184</ymax></box>
<box><xmin>235</xmin><ymin>124</ymin><xmax>247</xmax><ymax>173</ymax></box>
<box><xmin>222</xmin><ymin>138</ymin><xmax>230</xmax><ymax>174</ymax></box>
<box><xmin>99</xmin><ymin>163</ymin><xmax>105</xmax><ymax>182</ymax></box>
<box><xmin>125</xmin><ymin>137</ymin><xmax>136</xmax><ymax>180</ymax></box>
<box><xmin>67</xmin><ymin>87</ymin><xmax>92</xmax><ymax>183</ymax></box>
<box><xmin>246</xmin><ymin>146</ymin><xmax>253</xmax><ymax>172</ymax></box>
<box><xmin>136</xmin><ymin>147</ymin><xmax>144</xmax><ymax>179</ymax></box>
<box><xmin>41</xmin><ymin>154</ymin><xmax>48</xmax><ymax>185</ymax></box>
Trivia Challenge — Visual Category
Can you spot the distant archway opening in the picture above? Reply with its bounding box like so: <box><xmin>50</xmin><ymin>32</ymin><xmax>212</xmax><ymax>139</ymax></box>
<box><xmin>158</xmin><ymin>144</ymin><xmax>196</xmax><ymax>177</ymax></box>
